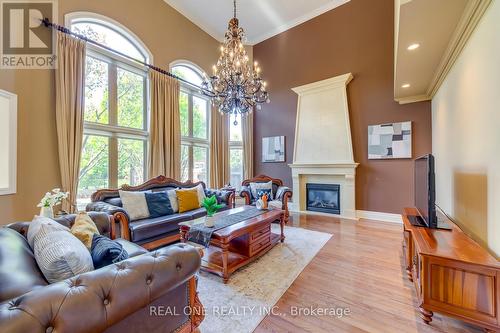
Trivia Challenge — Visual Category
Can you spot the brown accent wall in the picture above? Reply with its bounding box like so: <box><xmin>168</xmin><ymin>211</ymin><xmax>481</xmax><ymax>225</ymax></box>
<box><xmin>253</xmin><ymin>0</ymin><xmax>432</xmax><ymax>214</ymax></box>
<box><xmin>0</xmin><ymin>0</ymin><xmax>219</xmax><ymax>223</ymax></box>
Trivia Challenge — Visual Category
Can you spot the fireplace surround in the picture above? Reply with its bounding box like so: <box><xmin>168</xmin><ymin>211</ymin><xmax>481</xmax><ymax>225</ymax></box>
<box><xmin>306</xmin><ymin>183</ymin><xmax>340</xmax><ymax>214</ymax></box>
<box><xmin>289</xmin><ymin>73</ymin><xmax>359</xmax><ymax>219</ymax></box>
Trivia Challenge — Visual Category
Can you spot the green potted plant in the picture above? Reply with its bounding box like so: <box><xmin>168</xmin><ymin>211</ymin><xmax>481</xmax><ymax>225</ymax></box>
<box><xmin>201</xmin><ymin>195</ymin><xmax>224</xmax><ymax>227</ymax></box>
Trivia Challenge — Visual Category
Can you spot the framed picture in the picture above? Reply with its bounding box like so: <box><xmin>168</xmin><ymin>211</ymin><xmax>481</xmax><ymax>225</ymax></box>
<box><xmin>0</xmin><ymin>89</ymin><xmax>17</xmax><ymax>195</ymax></box>
<box><xmin>262</xmin><ymin>136</ymin><xmax>285</xmax><ymax>162</ymax></box>
<box><xmin>368</xmin><ymin>121</ymin><xmax>412</xmax><ymax>159</ymax></box>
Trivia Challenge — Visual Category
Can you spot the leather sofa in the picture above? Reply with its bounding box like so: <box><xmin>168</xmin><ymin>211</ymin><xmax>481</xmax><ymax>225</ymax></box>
<box><xmin>87</xmin><ymin>175</ymin><xmax>234</xmax><ymax>250</ymax></box>
<box><xmin>240</xmin><ymin>175</ymin><xmax>293</xmax><ymax>224</ymax></box>
<box><xmin>0</xmin><ymin>212</ymin><xmax>204</xmax><ymax>333</ymax></box>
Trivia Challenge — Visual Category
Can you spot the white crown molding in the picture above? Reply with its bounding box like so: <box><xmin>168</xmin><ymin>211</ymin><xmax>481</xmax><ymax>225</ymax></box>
<box><xmin>251</xmin><ymin>0</ymin><xmax>350</xmax><ymax>45</ymax></box>
<box><xmin>395</xmin><ymin>94</ymin><xmax>431</xmax><ymax>105</ymax></box>
<box><xmin>164</xmin><ymin>0</ymin><xmax>350</xmax><ymax>45</ymax></box>
<box><xmin>394</xmin><ymin>0</ymin><xmax>492</xmax><ymax>104</ymax></box>
<box><xmin>426</xmin><ymin>0</ymin><xmax>492</xmax><ymax>98</ymax></box>
<box><xmin>163</xmin><ymin>0</ymin><xmax>223</xmax><ymax>42</ymax></box>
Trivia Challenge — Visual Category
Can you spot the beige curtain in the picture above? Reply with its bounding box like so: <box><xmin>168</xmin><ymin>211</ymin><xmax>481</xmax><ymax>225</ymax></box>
<box><xmin>209</xmin><ymin>106</ymin><xmax>229</xmax><ymax>188</ymax></box>
<box><xmin>242</xmin><ymin>112</ymin><xmax>254</xmax><ymax>179</ymax></box>
<box><xmin>148</xmin><ymin>71</ymin><xmax>181</xmax><ymax>179</ymax></box>
<box><xmin>55</xmin><ymin>32</ymin><xmax>86</xmax><ymax>213</ymax></box>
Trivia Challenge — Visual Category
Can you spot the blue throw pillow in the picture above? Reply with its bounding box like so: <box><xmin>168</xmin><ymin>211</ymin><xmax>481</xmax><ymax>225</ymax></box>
<box><xmin>90</xmin><ymin>234</ymin><xmax>129</xmax><ymax>269</ymax></box>
<box><xmin>256</xmin><ymin>189</ymin><xmax>272</xmax><ymax>199</ymax></box>
<box><xmin>145</xmin><ymin>192</ymin><xmax>174</xmax><ymax>218</ymax></box>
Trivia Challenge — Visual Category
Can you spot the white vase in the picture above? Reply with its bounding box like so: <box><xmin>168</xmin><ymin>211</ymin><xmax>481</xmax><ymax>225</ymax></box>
<box><xmin>204</xmin><ymin>216</ymin><xmax>215</xmax><ymax>228</ymax></box>
<box><xmin>40</xmin><ymin>206</ymin><xmax>54</xmax><ymax>219</ymax></box>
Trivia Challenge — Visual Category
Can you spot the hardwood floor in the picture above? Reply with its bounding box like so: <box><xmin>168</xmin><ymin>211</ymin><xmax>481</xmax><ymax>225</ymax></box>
<box><xmin>254</xmin><ymin>213</ymin><xmax>485</xmax><ymax>333</ymax></box>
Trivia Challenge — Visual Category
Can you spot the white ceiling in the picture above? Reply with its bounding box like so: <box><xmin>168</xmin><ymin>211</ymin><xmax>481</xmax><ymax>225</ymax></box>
<box><xmin>163</xmin><ymin>0</ymin><xmax>350</xmax><ymax>45</ymax></box>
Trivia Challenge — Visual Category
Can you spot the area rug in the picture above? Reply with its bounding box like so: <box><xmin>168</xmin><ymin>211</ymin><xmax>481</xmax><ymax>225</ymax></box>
<box><xmin>197</xmin><ymin>224</ymin><xmax>332</xmax><ymax>333</ymax></box>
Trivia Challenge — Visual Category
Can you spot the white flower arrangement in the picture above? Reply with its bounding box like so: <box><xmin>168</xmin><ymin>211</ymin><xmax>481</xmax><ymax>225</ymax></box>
<box><xmin>37</xmin><ymin>188</ymin><xmax>69</xmax><ymax>208</ymax></box>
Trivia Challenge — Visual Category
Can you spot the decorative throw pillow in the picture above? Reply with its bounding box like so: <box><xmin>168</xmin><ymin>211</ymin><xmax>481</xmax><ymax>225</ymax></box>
<box><xmin>176</xmin><ymin>188</ymin><xmax>200</xmax><ymax>213</ymax></box>
<box><xmin>90</xmin><ymin>234</ymin><xmax>129</xmax><ymax>269</ymax></box>
<box><xmin>27</xmin><ymin>216</ymin><xmax>69</xmax><ymax>249</ymax></box>
<box><xmin>256</xmin><ymin>189</ymin><xmax>272</xmax><ymax>199</ymax></box>
<box><xmin>145</xmin><ymin>192</ymin><xmax>173</xmax><ymax>218</ymax></box>
<box><xmin>119</xmin><ymin>190</ymin><xmax>150</xmax><ymax>221</ymax></box>
<box><xmin>195</xmin><ymin>184</ymin><xmax>206</xmax><ymax>206</ymax></box>
<box><xmin>166</xmin><ymin>189</ymin><xmax>179</xmax><ymax>213</ymax></box>
<box><xmin>71</xmin><ymin>212</ymin><xmax>100</xmax><ymax>249</ymax></box>
<box><xmin>31</xmin><ymin>220</ymin><xmax>94</xmax><ymax>283</ymax></box>
<box><xmin>250</xmin><ymin>181</ymin><xmax>273</xmax><ymax>200</ymax></box>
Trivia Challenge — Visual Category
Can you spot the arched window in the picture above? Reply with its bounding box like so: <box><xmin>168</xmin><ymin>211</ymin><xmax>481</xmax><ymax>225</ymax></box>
<box><xmin>66</xmin><ymin>13</ymin><xmax>152</xmax><ymax>209</ymax></box>
<box><xmin>171</xmin><ymin>61</ymin><xmax>210</xmax><ymax>184</ymax></box>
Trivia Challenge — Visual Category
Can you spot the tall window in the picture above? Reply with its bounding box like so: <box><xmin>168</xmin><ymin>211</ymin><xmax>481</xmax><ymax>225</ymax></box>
<box><xmin>229</xmin><ymin>115</ymin><xmax>244</xmax><ymax>190</ymax></box>
<box><xmin>171</xmin><ymin>63</ymin><xmax>210</xmax><ymax>184</ymax></box>
<box><xmin>68</xmin><ymin>14</ymin><xmax>151</xmax><ymax>209</ymax></box>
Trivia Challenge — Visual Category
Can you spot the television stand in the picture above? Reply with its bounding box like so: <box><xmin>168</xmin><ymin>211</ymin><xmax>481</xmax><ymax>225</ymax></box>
<box><xmin>407</xmin><ymin>214</ymin><xmax>452</xmax><ymax>230</ymax></box>
<box><xmin>403</xmin><ymin>207</ymin><xmax>500</xmax><ymax>332</ymax></box>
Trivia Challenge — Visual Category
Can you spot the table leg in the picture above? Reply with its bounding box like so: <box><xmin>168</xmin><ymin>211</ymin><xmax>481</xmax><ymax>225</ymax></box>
<box><xmin>221</xmin><ymin>243</ymin><xmax>229</xmax><ymax>284</ymax></box>
<box><xmin>180</xmin><ymin>226</ymin><xmax>188</xmax><ymax>243</ymax></box>
<box><xmin>280</xmin><ymin>213</ymin><xmax>285</xmax><ymax>243</ymax></box>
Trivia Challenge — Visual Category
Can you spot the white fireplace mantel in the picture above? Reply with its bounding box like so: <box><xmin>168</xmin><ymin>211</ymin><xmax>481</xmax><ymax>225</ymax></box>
<box><xmin>289</xmin><ymin>73</ymin><xmax>359</xmax><ymax>219</ymax></box>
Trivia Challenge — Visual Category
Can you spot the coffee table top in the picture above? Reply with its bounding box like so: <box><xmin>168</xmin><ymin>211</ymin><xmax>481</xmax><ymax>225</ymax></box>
<box><xmin>180</xmin><ymin>206</ymin><xmax>283</xmax><ymax>240</ymax></box>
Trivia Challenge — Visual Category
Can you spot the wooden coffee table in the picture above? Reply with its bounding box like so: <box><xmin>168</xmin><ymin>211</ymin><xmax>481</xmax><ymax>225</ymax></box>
<box><xmin>180</xmin><ymin>206</ymin><xmax>285</xmax><ymax>283</ymax></box>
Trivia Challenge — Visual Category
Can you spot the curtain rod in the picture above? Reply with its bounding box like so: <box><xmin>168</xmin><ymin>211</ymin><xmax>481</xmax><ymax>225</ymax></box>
<box><xmin>41</xmin><ymin>18</ymin><xmax>206</xmax><ymax>91</ymax></box>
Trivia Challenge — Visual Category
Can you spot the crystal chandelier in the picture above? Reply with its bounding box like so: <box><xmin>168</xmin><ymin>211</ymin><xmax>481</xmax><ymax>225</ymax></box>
<box><xmin>202</xmin><ymin>0</ymin><xmax>269</xmax><ymax>125</ymax></box>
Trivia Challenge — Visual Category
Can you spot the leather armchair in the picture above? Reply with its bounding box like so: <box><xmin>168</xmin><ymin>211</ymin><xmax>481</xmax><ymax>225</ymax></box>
<box><xmin>0</xmin><ymin>213</ymin><xmax>204</xmax><ymax>333</ymax></box>
<box><xmin>240</xmin><ymin>175</ymin><xmax>293</xmax><ymax>223</ymax></box>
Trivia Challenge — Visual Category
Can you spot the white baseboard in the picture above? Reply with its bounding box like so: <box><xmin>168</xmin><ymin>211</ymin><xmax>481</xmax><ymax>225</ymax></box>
<box><xmin>287</xmin><ymin>202</ymin><xmax>402</xmax><ymax>224</ymax></box>
<box><xmin>356</xmin><ymin>210</ymin><xmax>403</xmax><ymax>224</ymax></box>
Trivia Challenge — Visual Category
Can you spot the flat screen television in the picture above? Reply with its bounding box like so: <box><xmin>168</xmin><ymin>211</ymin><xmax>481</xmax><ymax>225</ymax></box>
<box><xmin>414</xmin><ymin>154</ymin><xmax>437</xmax><ymax>228</ymax></box>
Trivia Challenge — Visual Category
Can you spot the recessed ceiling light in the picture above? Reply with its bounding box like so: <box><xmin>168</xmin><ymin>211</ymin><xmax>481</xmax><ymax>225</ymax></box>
<box><xmin>402</xmin><ymin>83</ymin><xmax>411</xmax><ymax>88</ymax></box>
<box><xmin>407</xmin><ymin>43</ymin><xmax>420</xmax><ymax>51</ymax></box>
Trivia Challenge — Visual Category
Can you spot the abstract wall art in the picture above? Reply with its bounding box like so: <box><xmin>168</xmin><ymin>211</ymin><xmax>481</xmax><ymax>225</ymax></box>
<box><xmin>368</xmin><ymin>121</ymin><xmax>412</xmax><ymax>159</ymax></box>
<box><xmin>262</xmin><ymin>136</ymin><xmax>285</xmax><ymax>162</ymax></box>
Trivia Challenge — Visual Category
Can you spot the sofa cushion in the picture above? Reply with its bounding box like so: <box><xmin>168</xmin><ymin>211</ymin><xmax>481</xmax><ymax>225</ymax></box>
<box><xmin>105</xmin><ymin>197</ymin><xmax>123</xmax><ymax>207</ymax></box>
<box><xmin>250</xmin><ymin>181</ymin><xmax>274</xmax><ymax>200</ymax></box>
<box><xmin>90</xmin><ymin>234</ymin><xmax>129</xmax><ymax>269</ymax></box>
<box><xmin>27</xmin><ymin>216</ymin><xmax>68</xmax><ymax>249</ymax></box>
<box><xmin>129</xmin><ymin>213</ymin><xmax>193</xmax><ymax>242</ymax></box>
<box><xmin>166</xmin><ymin>189</ymin><xmax>179</xmax><ymax>213</ymax></box>
<box><xmin>0</xmin><ymin>228</ymin><xmax>48</xmax><ymax>302</ymax></box>
<box><xmin>176</xmin><ymin>188</ymin><xmax>200</xmax><ymax>213</ymax></box>
<box><xmin>195</xmin><ymin>184</ymin><xmax>206</xmax><ymax>205</ymax></box>
<box><xmin>119</xmin><ymin>190</ymin><xmax>151</xmax><ymax>221</ymax></box>
<box><xmin>71</xmin><ymin>212</ymin><xmax>100</xmax><ymax>249</ymax></box>
<box><xmin>31</xmin><ymin>219</ymin><xmax>94</xmax><ymax>283</ymax></box>
<box><xmin>115</xmin><ymin>238</ymin><xmax>148</xmax><ymax>257</ymax></box>
<box><xmin>145</xmin><ymin>192</ymin><xmax>173</xmax><ymax>218</ymax></box>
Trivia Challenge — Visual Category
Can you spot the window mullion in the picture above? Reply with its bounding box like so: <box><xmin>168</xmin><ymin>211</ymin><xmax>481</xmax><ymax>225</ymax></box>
<box><xmin>109</xmin><ymin>62</ymin><xmax>118</xmax><ymax>187</ymax></box>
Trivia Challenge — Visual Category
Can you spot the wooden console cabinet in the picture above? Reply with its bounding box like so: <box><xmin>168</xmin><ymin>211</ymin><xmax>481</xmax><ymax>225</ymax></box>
<box><xmin>403</xmin><ymin>208</ymin><xmax>500</xmax><ymax>332</ymax></box>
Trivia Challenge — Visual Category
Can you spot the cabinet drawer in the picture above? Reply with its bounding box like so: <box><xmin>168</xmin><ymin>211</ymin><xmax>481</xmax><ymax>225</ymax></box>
<box><xmin>250</xmin><ymin>225</ymin><xmax>271</xmax><ymax>242</ymax></box>
<box><xmin>249</xmin><ymin>234</ymin><xmax>271</xmax><ymax>256</ymax></box>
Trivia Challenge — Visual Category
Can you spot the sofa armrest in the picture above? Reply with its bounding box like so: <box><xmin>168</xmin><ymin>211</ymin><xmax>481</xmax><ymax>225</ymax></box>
<box><xmin>0</xmin><ymin>243</ymin><xmax>201</xmax><ymax>333</ymax></box>
<box><xmin>86</xmin><ymin>202</ymin><xmax>130</xmax><ymax>240</ymax></box>
<box><xmin>205</xmin><ymin>188</ymin><xmax>233</xmax><ymax>205</ymax></box>
<box><xmin>276</xmin><ymin>186</ymin><xmax>293</xmax><ymax>202</ymax></box>
<box><xmin>240</xmin><ymin>185</ymin><xmax>252</xmax><ymax>205</ymax></box>
<box><xmin>6</xmin><ymin>212</ymin><xmax>113</xmax><ymax>238</ymax></box>
<box><xmin>86</xmin><ymin>201</ymin><xmax>128</xmax><ymax>219</ymax></box>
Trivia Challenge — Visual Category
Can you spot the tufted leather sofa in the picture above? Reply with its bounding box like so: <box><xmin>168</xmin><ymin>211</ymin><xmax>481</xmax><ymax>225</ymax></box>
<box><xmin>0</xmin><ymin>212</ymin><xmax>204</xmax><ymax>333</ymax></box>
<box><xmin>240</xmin><ymin>175</ymin><xmax>293</xmax><ymax>224</ymax></box>
<box><xmin>87</xmin><ymin>175</ymin><xmax>235</xmax><ymax>250</ymax></box>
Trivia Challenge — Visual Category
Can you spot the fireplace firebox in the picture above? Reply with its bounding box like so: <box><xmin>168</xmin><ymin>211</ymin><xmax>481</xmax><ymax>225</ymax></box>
<box><xmin>306</xmin><ymin>183</ymin><xmax>340</xmax><ymax>214</ymax></box>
